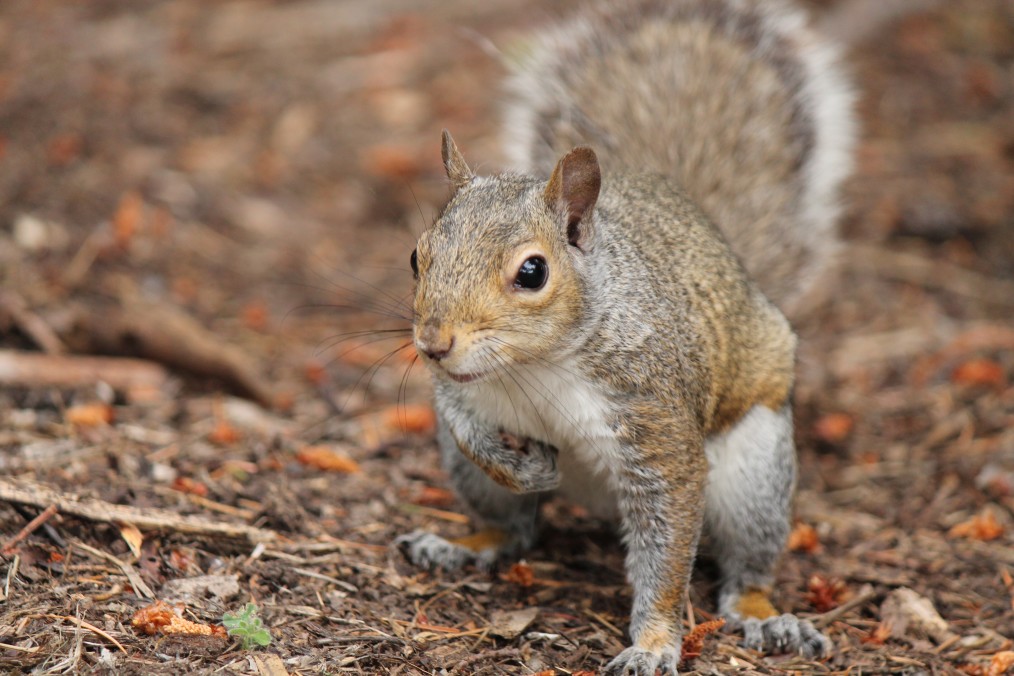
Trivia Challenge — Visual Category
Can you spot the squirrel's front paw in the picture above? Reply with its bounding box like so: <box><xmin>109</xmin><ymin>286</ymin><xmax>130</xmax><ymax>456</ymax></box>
<box><xmin>741</xmin><ymin>614</ymin><xmax>829</xmax><ymax>659</ymax></box>
<box><xmin>604</xmin><ymin>645</ymin><xmax>680</xmax><ymax>676</ymax></box>
<box><xmin>499</xmin><ymin>432</ymin><xmax>561</xmax><ymax>493</ymax></box>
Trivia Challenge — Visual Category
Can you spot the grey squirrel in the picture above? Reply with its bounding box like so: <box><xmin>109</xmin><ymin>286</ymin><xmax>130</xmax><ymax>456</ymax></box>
<box><xmin>396</xmin><ymin>0</ymin><xmax>855</xmax><ymax>672</ymax></box>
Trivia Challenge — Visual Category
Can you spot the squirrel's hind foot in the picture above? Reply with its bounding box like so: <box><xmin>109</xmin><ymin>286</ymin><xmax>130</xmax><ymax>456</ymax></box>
<box><xmin>603</xmin><ymin>645</ymin><xmax>680</xmax><ymax>676</ymax></box>
<box><xmin>741</xmin><ymin>614</ymin><xmax>829</xmax><ymax>659</ymax></box>
<box><xmin>395</xmin><ymin>528</ymin><xmax>504</xmax><ymax>572</ymax></box>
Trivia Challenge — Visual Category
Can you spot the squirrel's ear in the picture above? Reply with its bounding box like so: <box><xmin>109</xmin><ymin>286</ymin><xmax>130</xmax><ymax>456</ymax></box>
<box><xmin>545</xmin><ymin>146</ymin><xmax>600</xmax><ymax>248</ymax></box>
<box><xmin>441</xmin><ymin>129</ymin><xmax>473</xmax><ymax>190</ymax></box>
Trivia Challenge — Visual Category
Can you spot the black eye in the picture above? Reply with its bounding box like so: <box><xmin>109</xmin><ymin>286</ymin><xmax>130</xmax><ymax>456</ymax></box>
<box><xmin>514</xmin><ymin>256</ymin><xmax>548</xmax><ymax>290</ymax></box>
<box><xmin>410</xmin><ymin>249</ymin><xmax>418</xmax><ymax>278</ymax></box>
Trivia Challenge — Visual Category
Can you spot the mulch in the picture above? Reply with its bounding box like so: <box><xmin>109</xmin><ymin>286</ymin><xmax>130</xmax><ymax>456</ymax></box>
<box><xmin>1</xmin><ymin>0</ymin><xmax>1012</xmax><ymax>673</ymax></box>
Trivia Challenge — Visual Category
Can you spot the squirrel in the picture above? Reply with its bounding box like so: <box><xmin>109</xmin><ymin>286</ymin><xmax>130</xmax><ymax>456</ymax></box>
<box><xmin>396</xmin><ymin>0</ymin><xmax>855</xmax><ymax>673</ymax></box>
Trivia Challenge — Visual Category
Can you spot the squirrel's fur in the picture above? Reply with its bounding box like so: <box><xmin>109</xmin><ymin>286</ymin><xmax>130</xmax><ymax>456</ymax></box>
<box><xmin>397</xmin><ymin>0</ymin><xmax>855</xmax><ymax>673</ymax></box>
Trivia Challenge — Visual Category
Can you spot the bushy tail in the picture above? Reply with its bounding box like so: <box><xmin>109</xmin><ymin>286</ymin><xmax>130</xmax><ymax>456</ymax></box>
<box><xmin>503</xmin><ymin>0</ymin><xmax>856</xmax><ymax>318</ymax></box>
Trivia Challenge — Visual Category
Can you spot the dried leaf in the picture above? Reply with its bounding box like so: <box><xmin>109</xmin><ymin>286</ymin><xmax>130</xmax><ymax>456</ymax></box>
<box><xmin>987</xmin><ymin>651</ymin><xmax>1014</xmax><ymax>676</ymax></box>
<box><xmin>47</xmin><ymin>133</ymin><xmax>82</xmax><ymax>166</ymax></box>
<box><xmin>208</xmin><ymin>420</ymin><xmax>242</xmax><ymax>445</ymax></box>
<box><xmin>862</xmin><ymin>623</ymin><xmax>892</xmax><ymax>645</ymax></box>
<box><xmin>112</xmin><ymin>191</ymin><xmax>144</xmax><ymax>249</ymax></box>
<box><xmin>787</xmin><ymin>522</ymin><xmax>821</xmax><ymax>553</ymax></box>
<box><xmin>380</xmin><ymin>404</ymin><xmax>436</xmax><ymax>435</ymax></box>
<box><xmin>949</xmin><ymin>507</ymin><xmax>1004</xmax><ymax>541</ymax></box>
<box><xmin>118</xmin><ymin>522</ymin><xmax>143</xmax><ymax>558</ymax></box>
<box><xmin>131</xmin><ymin>600</ymin><xmax>227</xmax><ymax>639</ymax></box>
<box><xmin>806</xmin><ymin>575</ymin><xmax>849</xmax><ymax>612</ymax></box>
<box><xmin>66</xmin><ymin>403</ymin><xmax>114</xmax><ymax>427</ymax></box>
<box><xmin>951</xmin><ymin>358</ymin><xmax>1005</xmax><ymax>389</ymax></box>
<box><xmin>171</xmin><ymin>476</ymin><xmax>209</xmax><ymax>497</ymax></box>
<box><xmin>880</xmin><ymin>587</ymin><xmax>953</xmax><ymax>643</ymax></box>
<box><xmin>681</xmin><ymin>618</ymin><xmax>726</xmax><ymax>661</ymax></box>
<box><xmin>814</xmin><ymin>412</ymin><xmax>854</xmax><ymax>443</ymax></box>
<box><xmin>502</xmin><ymin>562</ymin><xmax>535</xmax><ymax>588</ymax></box>
<box><xmin>488</xmin><ymin>607</ymin><xmax>539</xmax><ymax>639</ymax></box>
<box><xmin>413</xmin><ymin>486</ymin><xmax>456</xmax><ymax>508</ymax></box>
<box><xmin>303</xmin><ymin>361</ymin><xmax>327</xmax><ymax>386</ymax></box>
<box><xmin>241</xmin><ymin>300</ymin><xmax>269</xmax><ymax>331</ymax></box>
<box><xmin>296</xmin><ymin>446</ymin><xmax>361</xmax><ymax>474</ymax></box>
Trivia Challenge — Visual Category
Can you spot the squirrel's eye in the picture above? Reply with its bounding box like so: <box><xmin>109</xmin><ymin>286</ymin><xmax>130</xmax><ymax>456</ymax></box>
<box><xmin>410</xmin><ymin>249</ymin><xmax>418</xmax><ymax>278</ymax></box>
<box><xmin>514</xmin><ymin>256</ymin><xmax>548</xmax><ymax>290</ymax></box>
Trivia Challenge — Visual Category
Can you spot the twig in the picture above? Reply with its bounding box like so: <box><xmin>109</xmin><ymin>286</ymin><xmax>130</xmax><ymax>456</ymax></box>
<box><xmin>60</xmin><ymin>300</ymin><xmax>276</xmax><ymax>408</ymax></box>
<box><xmin>812</xmin><ymin>584</ymin><xmax>877</xmax><ymax>628</ymax></box>
<box><xmin>72</xmin><ymin>540</ymin><xmax>156</xmax><ymax>600</ymax></box>
<box><xmin>0</xmin><ymin>478</ymin><xmax>277</xmax><ymax>545</ymax></box>
<box><xmin>1</xmin><ymin>504</ymin><xmax>58</xmax><ymax>554</ymax></box>
<box><xmin>292</xmin><ymin>567</ymin><xmax>359</xmax><ymax>593</ymax></box>
<box><xmin>0</xmin><ymin>291</ymin><xmax>66</xmax><ymax>354</ymax></box>
<box><xmin>44</xmin><ymin>613</ymin><xmax>127</xmax><ymax>653</ymax></box>
<box><xmin>450</xmin><ymin>647</ymin><xmax>521</xmax><ymax>674</ymax></box>
<box><xmin>0</xmin><ymin>642</ymin><xmax>39</xmax><ymax>654</ymax></box>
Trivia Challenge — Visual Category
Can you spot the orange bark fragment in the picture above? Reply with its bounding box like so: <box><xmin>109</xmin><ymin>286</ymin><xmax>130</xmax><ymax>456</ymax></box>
<box><xmin>987</xmin><ymin>651</ymin><xmax>1014</xmax><ymax>676</ymax></box>
<box><xmin>681</xmin><ymin>618</ymin><xmax>726</xmax><ymax>661</ymax></box>
<box><xmin>112</xmin><ymin>190</ymin><xmax>144</xmax><ymax>249</ymax></box>
<box><xmin>814</xmin><ymin>412</ymin><xmax>854</xmax><ymax>443</ymax></box>
<box><xmin>380</xmin><ymin>404</ymin><xmax>436</xmax><ymax>435</ymax></box>
<box><xmin>413</xmin><ymin>486</ymin><xmax>456</xmax><ymax>508</ymax></box>
<box><xmin>208</xmin><ymin>420</ymin><xmax>242</xmax><ymax>445</ymax></box>
<box><xmin>66</xmin><ymin>403</ymin><xmax>114</xmax><ymax>427</ymax></box>
<box><xmin>949</xmin><ymin>508</ymin><xmax>1005</xmax><ymax>541</ymax></box>
<box><xmin>132</xmin><ymin>600</ymin><xmax>227</xmax><ymax>639</ymax></box>
<box><xmin>787</xmin><ymin>522</ymin><xmax>822</xmax><ymax>553</ymax></box>
<box><xmin>296</xmin><ymin>446</ymin><xmax>361</xmax><ymax>473</ymax></box>
<box><xmin>951</xmin><ymin>358</ymin><xmax>1005</xmax><ymax>389</ymax></box>
<box><xmin>502</xmin><ymin>562</ymin><xmax>535</xmax><ymax>588</ymax></box>
<box><xmin>171</xmin><ymin>476</ymin><xmax>209</xmax><ymax>497</ymax></box>
<box><xmin>806</xmin><ymin>575</ymin><xmax>849</xmax><ymax>612</ymax></box>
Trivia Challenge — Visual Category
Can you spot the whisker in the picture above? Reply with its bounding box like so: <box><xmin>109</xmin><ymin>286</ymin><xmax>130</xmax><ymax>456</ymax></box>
<box><xmin>316</xmin><ymin>327</ymin><xmax>413</xmax><ymax>356</ymax></box>
<box><xmin>339</xmin><ymin>341</ymin><xmax>416</xmax><ymax>412</ymax></box>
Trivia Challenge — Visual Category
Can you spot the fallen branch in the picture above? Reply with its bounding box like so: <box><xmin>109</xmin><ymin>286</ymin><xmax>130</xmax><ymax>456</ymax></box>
<box><xmin>60</xmin><ymin>300</ymin><xmax>276</xmax><ymax>408</ymax></box>
<box><xmin>0</xmin><ymin>349</ymin><xmax>167</xmax><ymax>396</ymax></box>
<box><xmin>812</xmin><ymin>584</ymin><xmax>878</xmax><ymax>628</ymax></box>
<box><xmin>0</xmin><ymin>479</ymin><xmax>277</xmax><ymax>546</ymax></box>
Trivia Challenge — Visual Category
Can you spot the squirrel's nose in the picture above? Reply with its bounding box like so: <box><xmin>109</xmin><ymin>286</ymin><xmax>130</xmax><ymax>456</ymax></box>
<box><xmin>416</xmin><ymin>326</ymin><xmax>455</xmax><ymax>362</ymax></box>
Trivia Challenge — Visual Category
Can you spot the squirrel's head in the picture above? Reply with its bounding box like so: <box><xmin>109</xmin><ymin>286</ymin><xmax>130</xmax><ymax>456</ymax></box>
<box><xmin>411</xmin><ymin>130</ymin><xmax>601</xmax><ymax>384</ymax></box>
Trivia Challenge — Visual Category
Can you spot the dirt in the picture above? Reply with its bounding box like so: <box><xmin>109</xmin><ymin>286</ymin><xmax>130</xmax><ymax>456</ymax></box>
<box><xmin>1</xmin><ymin>0</ymin><xmax>1013</xmax><ymax>674</ymax></box>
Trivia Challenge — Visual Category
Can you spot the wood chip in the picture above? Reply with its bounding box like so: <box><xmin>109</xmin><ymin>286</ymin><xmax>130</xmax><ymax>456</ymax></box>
<box><xmin>488</xmin><ymin>607</ymin><xmax>539</xmax><ymax>639</ymax></box>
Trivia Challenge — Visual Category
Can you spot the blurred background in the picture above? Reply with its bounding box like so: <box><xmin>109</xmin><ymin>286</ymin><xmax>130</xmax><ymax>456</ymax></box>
<box><xmin>1</xmin><ymin>0</ymin><xmax>1013</xmax><ymax>673</ymax></box>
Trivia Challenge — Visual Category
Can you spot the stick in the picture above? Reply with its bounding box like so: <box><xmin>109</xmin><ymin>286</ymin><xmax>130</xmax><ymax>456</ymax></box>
<box><xmin>45</xmin><ymin>614</ymin><xmax>127</xmax><ymax>654</ymax></box>
<box><xmin>1</xmin><ymin>504</ymin><xmax>58</xmax><ymax>554</ymax></box>
<box><xmin>811</xmin><ymin>584</ymin><xmax>877</xmax><ymax>628</ymax></box>
<box><xmin>72</xmin><ymin>540</ymin><xmax>156</xmax><ymax>601</ymax></box>
<box><xmin>0</xmin><ymin>350</ymin><xmax>167</xmax><ymax>393</ymax></box>
<box><xmin>0</xmin><ymin>479</ymin><xmax>277</xmax><ymax>545</ymax></box>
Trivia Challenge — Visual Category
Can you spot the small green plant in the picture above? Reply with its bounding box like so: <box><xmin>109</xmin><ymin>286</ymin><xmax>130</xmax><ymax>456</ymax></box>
<box><xmin>222</xmin><ymin>603</ymin><xmax>273</xmax><ymax>650</ymax></box>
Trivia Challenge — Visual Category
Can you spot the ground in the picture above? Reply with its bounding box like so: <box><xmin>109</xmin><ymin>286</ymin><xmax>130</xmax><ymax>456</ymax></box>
<box><xmin>1</xmin><ymin>0</ymin><xmax>1013</xmax><ymax>674</ymax></box>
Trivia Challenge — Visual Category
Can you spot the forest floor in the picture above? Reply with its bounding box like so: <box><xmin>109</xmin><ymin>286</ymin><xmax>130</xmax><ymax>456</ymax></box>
<box><xmin>1</xmin><ymin>0</ymin><xmax>1013</xmax><ymax>673</ymax></box>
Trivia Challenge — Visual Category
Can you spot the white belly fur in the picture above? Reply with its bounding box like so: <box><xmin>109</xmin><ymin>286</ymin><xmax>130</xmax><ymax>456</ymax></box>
<box><xmin>460</xmin><ymin>360</ymin><xmax>623</xmax><ymax>519</ymax></box>
<box><xmin>459</xmin><ymin>361</ymin><xmax>777</xmax><ymax>521</ymax></box>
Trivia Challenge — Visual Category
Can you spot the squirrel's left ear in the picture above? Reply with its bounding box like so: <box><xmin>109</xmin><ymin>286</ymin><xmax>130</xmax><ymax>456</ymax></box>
<box><xmin>441</xmin><ymin>129</ymin><xmax>474</xmax><ymax>190</ymax></box>
<box><xmin>545</xmin><ymin>146</ymin><xmax>600</xmax><ymax>249</ymax></box>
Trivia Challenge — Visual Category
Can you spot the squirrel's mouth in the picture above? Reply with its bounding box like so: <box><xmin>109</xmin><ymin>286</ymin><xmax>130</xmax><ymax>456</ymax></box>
<box><xmin>446</xmin><ymin>369</ymin><xmax>484</xmax><ymax>384</ymax></box>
